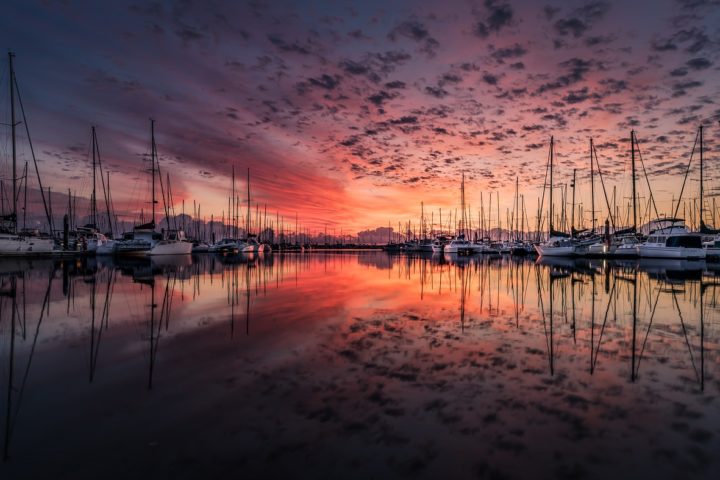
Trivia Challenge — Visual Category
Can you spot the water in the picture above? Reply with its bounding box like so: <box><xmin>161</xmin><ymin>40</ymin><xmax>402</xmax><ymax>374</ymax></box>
<box><xmin>0</xmin><ymin>252</ymin><xmax>718</xmax><ymax>479</ymax></box>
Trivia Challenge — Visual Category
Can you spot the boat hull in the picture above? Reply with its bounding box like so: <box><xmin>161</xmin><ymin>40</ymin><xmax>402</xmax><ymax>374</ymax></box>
<box><xmin>148</xmin><ymin>240</ymin><xmax>193</xmax><ymax>255</ymax></box>
<box><xmin>534</xmin><ymin>244</ymin><xmax>576</xmax><ymax>257</ymax></box>
<box><xmin>637</xmin><ymin>246</ymin><xmax>706</xmax><ymax>259</ymax></box>
<box><xmin>0</xmin><ymin>236</ymin><xmax>55</xmax><ymax>256</ymax></box>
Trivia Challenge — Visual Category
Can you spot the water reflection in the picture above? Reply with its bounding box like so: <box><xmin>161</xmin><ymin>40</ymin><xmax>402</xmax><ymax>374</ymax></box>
<box><xmin>0</xmin><ymin>252</ymin><xmax>718</xmax><ymax>477</ymax></box>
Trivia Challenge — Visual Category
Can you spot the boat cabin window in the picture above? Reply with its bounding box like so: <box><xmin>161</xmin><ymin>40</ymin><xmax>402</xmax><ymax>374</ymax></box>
<box><xmin>665</xmin><ymin>235</ymin><xmax>701</xmax><ymax>248</ymax></box>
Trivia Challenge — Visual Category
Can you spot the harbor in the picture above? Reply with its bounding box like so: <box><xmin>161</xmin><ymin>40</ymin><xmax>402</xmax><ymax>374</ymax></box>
<box><xmin>2</xmin><ymin>0</ymin><xmax>720</xmax><ymax>478</ymax></box>
<box><xmin>0</xmin><ymin>252</ymin><xmax>719</xmax><ymax>478</ymax></box>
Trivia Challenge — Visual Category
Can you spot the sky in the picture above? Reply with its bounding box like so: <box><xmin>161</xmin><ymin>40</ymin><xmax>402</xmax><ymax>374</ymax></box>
<box><xmin>1</xmin><ymin>0</ymin><xmax>720</xmax><ymax>234</ymax></box>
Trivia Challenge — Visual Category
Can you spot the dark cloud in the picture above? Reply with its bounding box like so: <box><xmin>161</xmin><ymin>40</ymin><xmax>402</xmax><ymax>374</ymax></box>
<box><xmin>439</xmin><ymin>73</ymin><xmax>463</xmax><ymax>86</ymax></box>
<box><xmin>385</xmin><ymin>80</ymin><xmax>406</xmax><ymax>89</ymax></box>
<box><xmin>553</xmin><ymin>1</ymin><xmax>611</xmax><ymax>38</ymax></box>
<box><xmin>543</xmin><ymin>6</ymin><xmax>561</xmax><ymax>20</ymax></box>
<box><xmin>686</xmin><ymin>57</ymin><xmax>712</xmax><ymax>70</ymax></box>
<box><xmin>599</xmin><ymin>78</ymin><xmax>628</xmax><ymax>94</ymax></box>
<box><xmin>297</xmin><ymin>74</ymin><xmax>341</xmax><ymax>94</ymax></box>
<box><xmin>387</xmin><ymin>20</ymin><xmax>439</xmax><ymax>57</ymax></box>
<box><xmin>562</xmin><ymin>86</ymin><xmax>600</xmax><ymax>104</ymax></box>
<box><xmin>424</xmin><ymin>86</ymin><xmax>448</xmax><ymax>98</ymax></box>
<box><xmin>473</xmin><ymin>0</ymin><xmax>514</xmax><ymax>38</ymax></box>
<box><xmin>670</xmin><ymin>67</ymin><xmax>689</xmax><ymax>77</ymax></box>
<box><xmin>490</xmin><ymin>43</ymin><xmax>527</xmax><ymax>62</ymax></box>
<box><xmin>482</xmin><ymin>73</ymin><xmax>499</xmax><ymax>85</ymax></box>
<box><xmin>536</xmin><ymin>58</ymin><xmax>595</xmax><ymax>93</ymax></box>
<box><xmin>340</xmin><ymin>60</ymin><xmax>369</xmax><ymax>75</ymax></box>
<box><xmin>584</xmin><ymin>35</ymin><xmax>615</xmax><ymax>46</ymax></box>
<box><xmin>652</xmin><ymin>27</ymin><xmax>709</xmax><ymax>54</ymax></box>
<box><xmin>267</xmin><ymin>34</ymin><xmax>312</xmax><ymax>55</ymax></box>
<box><xmin>672</xmin><ymin>80</ymin><xmax>703</xmax><ymax>97</ymax></box>
<box><xmin>390</xmin><ymin>116</ymin><xmax>418</xmax><ymax>125</ymax></box>
<box><xmin>367</xmin><ymin>90</ymin><xmax>398</xmax><ymax>106</ymax></box>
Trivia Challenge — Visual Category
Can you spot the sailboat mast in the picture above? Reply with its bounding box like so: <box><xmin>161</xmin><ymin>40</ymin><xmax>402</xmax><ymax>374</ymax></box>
<box><xmin>631</xmin><ymin>130</ymin><xmax>637</xmax><ymax>230</ymax></box>
<box><xmin>700</xmin><ymin>124</ymin><xmax>704</xmax><ymax>227</ymax></box>
<box><xmin>91</xmin><ymin>126</ymin><xmax>97</xmax><ymax>227</ymax></box>
<box><xmin>590</xmin><ymin>138</ymin><xmax>595</xmax><ymax>233</ymax></box>
<box><xmin>9</xmin><ymin>53</ymin><xmax>17</xmax><ymax>233</ymax></box>
<box><xmin>571</xmin><ymin>168</ymin><xmax>576</xmax><ymax>238</ymax></box>
<box><xmin>549</xmin><ymin>136</ymin><xmax>554</xmax><ymax>237</ymax></box>
<box><xmin>515</xmin><ymin>176</ymin><xmax>519</xmax><ymax>240</ymax></box>
<box><xmin>246</xmin><ymin>168</ymin><xmax>251</xmax><ymax>236</ymax></box>
<box><xmin>150</xmin><ymin>119</ymin><xmax>156</xmax><ymax>226</ymax></box>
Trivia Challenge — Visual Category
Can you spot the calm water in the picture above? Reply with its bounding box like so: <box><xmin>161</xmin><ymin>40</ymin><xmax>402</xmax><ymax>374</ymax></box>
<box><xmin>0</xmin><ymin>252</ymin><xmax>718</xmax><ymax>479</ymax></box>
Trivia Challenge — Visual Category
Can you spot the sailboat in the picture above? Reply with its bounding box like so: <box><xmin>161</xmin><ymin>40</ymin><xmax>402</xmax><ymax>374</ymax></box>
<box><xmin>535</xmin><ymin>137</ymin><xmax>578</xmax><ymax>257</ymax></box>
<box><xmin>115</xmin><ymin>120</ymin><xmax>191</xmax><ymax>256</ymax></box>
<box><xmin>241</xmin><ymin>169</ymin><xmax>266</xmax><ymax>253</ymax></box>
<box><xmin>82</xmin><ymin>126</ymin><xmax>112</xmax><ymax>254</ymax></box>
<box><xmin>444</xmin><ymin>173</ymin><xmax>473</xmax><ymax>255</ymax></box>
<box><xmin>0</xmin><ymin>53</ymin><xmax>55</xmax><ymax>256</ymax></box>
<box><xmin>637</xmin><ymin>128</ymin><xmax>704</xmax><ymax>259</ymax></box>
<box><xmin>696</xmin><ymin>125</ymin><xmax>720</xmax><ymax>258</ymax></box>
<box><xmin>208</xmin><ymin>166</ymin><xmax>246</xmax><ymax>254</ymax></box>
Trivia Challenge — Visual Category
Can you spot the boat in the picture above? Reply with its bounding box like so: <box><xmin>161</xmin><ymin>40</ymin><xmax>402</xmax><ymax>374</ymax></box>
<box><xmin>241</xmin><ymin>235</ymin><xmax>261</xmax><ymax>253</ymax></box>
<box><xmin>637</xmin><ymin>219</ymin><xmax>705</xmax><ymax>259</ymax></box>
<box><xmin>191</xmin><ymin>240</ymin><xmax>210</xmax><ymax>253</ymax></box>
<box><xmin>535</xmin><ymin>137</ymin><xmax>579</xmax><ymax>257</ymax></box>
<box><xmin>115</xmin><ymin>120</ymin><xmax>191</xmax><ymax>256</ymax></box>
<box><xmin>209</xmin><ymin>238</ymin><xmax>244</xmax><ymax>254</ymax></box>
<box><xmin>432</xmin><ymin>235</ymin><xmax>449</xmax><ymax>253</ymax></box>
<box><xmin>0</xmin><ymin>53</ymin><xmax>55</xmax><ymax>256</ymax></box>
<box><xmin>148</xmin><ymin>229</ymin><xmax>192</xmax><ymax>255</ymax></box>
<box><xmin>444</xmin><ymin>234</ymin><xmax>473</xmax><ymax>255</ymax></box>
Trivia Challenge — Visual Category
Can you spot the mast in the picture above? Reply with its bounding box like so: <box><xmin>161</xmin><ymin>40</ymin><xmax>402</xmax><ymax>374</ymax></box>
<box><xmin>700</xmin><ymin>124</ymin><xmax>704</xmax><ymax>228</ymax></box>
<box><xmin>246</xmin><ymin>168</ymin><xmax>251</xmax><ymax>237</ymax></box>
<box><xmin>631</xmin><ymin>130</ymin><xmax>637</xmax><ymax>231</ymax></box>
<box><xmin>150</xmin><ymin>119</ymin><xmax>156</xmax><ymax>227</ymax></box>
<box><xmin>9</xmin><ymin>53</ymin><xmax>17</xmax><ymax>233</ymax></box>
<box><xmin>515</xmin><ymin>176</ymin><xmax>519</xmax><ymax>240</ymax></box>
<box><xmin>91</xmin><ymin>126</ymin><xmax>97</xmax><ymax>227</ymax></box>
<box><xmin>571</xmin><ymin>168</ymin><xmax>576</xmax><ymax>238</ymax></box>
<box><xmin>590</xmin><ymin>138</ymin><xmax>595</xmax><ymax>233</ymax></box>
<box><xmin>549</xmin><ymin>136</ymin><xmax>554</xmax><ymax>237</ymax></box>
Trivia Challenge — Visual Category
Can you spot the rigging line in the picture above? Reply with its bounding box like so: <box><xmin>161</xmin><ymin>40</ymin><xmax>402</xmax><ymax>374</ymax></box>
<box><xmin>592</xmin><ymin>144</ymin><xmax>616</xmax><ymax>229</ymax></box>
<box><xmin>672</xmin><ymin>288</ymin><xmax>701</xmax><ymax>384</ymax></box>
<box><xmin>94</xmin><ymin>129</ymin><xmax>113</xmax><ymax>236</ymax></box>
<box><xmin>537</xmin><ymin>139</ymin><xmax>551</xmax><ymax>235</ymax></box>
<box><xmin>635</xmin><ymin>285</ymin><xmax>661</xmax><ymax>377</ymax></box>
<box><xmin>591</xmin><ymin>276</ymin><xmax>616</xmax><ymax>372</ymax></box>
<box><xmin>9</xmin><ymin>274</ymin><xmax>52</xmax><ymax>437</ymax></box>
<box><xmin>633</xmin><ymin>132</ymin><xmax>662</xmax><ymax>222</ymax></box>
<box><xmin>12</xmin><ymin>76</ymin><xmax>52</xmax><ymax>231</ymax></box>
<box><xmin>671</xmin><ymin>128</ymin><xmax>700</xmax><ymax>222</ymax></box>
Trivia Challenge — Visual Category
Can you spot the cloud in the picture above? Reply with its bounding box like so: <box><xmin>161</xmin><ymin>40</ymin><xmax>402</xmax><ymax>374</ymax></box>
<box><xmin>387</xmin><ymin>20</ymin><xmax>439</xmax><ymax>57</ymax></box>
<box><xmin>490</xmin><ymin>43</ymin><xmax>527</xmax><ymax>62</ymax></box>
<box><xmin>686</xmin><ymin>57</ymin><xmax>712</xmax><ymax>70</ymax></box>
<box><xmin>536</xmin><ymin>57</ymin><xmax>596</xmax><ymax>93</ymax></box>
<box><xmin>553</xmin><ymin>1</ymin><xmax>611</xmax><ymax>38</ymax></box>
<box><xmin>473</xmin><ymin>0</ymin><xmax>514</xmax><ymax>38</ymax></box>
<box><xmin>424</xmin><ymin>86</ymin><xmax>448</xmax><ymax>98</ymax></box>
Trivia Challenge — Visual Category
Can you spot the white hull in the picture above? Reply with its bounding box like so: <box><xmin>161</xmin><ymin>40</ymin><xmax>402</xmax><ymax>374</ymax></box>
<box><xmin>637</xmin><ymin>246</ymin><xmax>705</xmax><ymax>259</ymax></box>
<box><xmin>534</xmin><ymin>244</ymin><xmax>576</xmax><ymax>257</ymax></box>
<box><xmin>95</xmin><ymin>240</ymin><xmax>117</xmax><ymax>256</ymax></box>
<box><xmin>613</xmin><ymin>246</ymin><xmax>638</xmax><ymax>257</ymax></box>
<box><xmin>444</xmin><ymin>245</ymin><xmax>472</xmax><ymax>254</ymax></box>
<box><xmin>148</xmin><ymin>240</ymin><xmax>192</xmax><ymax>256</ymax></box>
<box><xmin>0</xmin><ymin>236</ymin><xmax>55</xmax><ymax>256</ymax></box>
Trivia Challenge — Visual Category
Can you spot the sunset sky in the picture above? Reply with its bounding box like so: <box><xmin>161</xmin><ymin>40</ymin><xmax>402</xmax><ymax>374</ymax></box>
<box><xmin>1</xmin><ymin>0</ymin><xmax>720</xmax><ymax>234</ymax></box>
